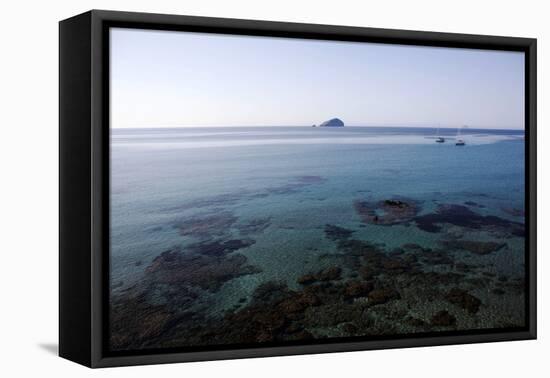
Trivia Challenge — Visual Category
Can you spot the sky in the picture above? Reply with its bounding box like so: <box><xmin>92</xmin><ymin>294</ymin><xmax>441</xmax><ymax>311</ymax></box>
<box><xmin>110</xmin><ymin>28</ymin><xmax>525</xmax><ymax>129</ymax></box>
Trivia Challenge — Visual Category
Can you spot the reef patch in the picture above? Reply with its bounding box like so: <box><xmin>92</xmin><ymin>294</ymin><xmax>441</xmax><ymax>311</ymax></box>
<box><xmin>177</xmin><ymin>211</ymin><xmax>238</xmax><ymax>238</ymax></box>
<box><xmin>146</xmin><ymin>247</ymin><xmax>261</xmax><ymax>292</ymax></box>
<box><xmin>354</xmin><ymin>198</ymin><xmax>420</xmax><ymax>225</ymax></box>
<box><xmin>440</xmin><ymin>240</ymin><xmax>507</xmax><ymax>255</ymax></box>
<box><xmin>414</xmin><ymin>204</ymin><xmax>524</xmax><ymax>236</ymax></box>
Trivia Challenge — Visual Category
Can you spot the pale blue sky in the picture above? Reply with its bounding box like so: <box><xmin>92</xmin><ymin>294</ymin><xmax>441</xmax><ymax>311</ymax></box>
<box><xmin>110</xmin><ymin>28</ymin><xmax>525</xmax><ymax>129</ymax></box>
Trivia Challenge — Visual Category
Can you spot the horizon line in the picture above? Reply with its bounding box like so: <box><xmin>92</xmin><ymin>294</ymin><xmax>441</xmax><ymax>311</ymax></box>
<box><xmin>111</xmin><ymin>125</ymin><xmax>525</xmax><ymax>131</ymax></box>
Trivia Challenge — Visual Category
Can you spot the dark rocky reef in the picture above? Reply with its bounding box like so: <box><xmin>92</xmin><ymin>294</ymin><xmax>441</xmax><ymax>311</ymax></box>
<box><xmin>343</xmin><ymin>280</ymin><xmax>374</xmax><ymax>299</ymax></box>
<box><xmin>297</xmin><ymin>266</ymin><xmax>342</xmax><ymax>285</ymax></box>
<box><xmin>445</xmin><ymin>288</ymin><xmax>482</xmax><ymax>314</ymax></box>
<box><xmin>110</xmin><ymin>295</ymin><xmax>178</xmax><ymax>350</ymax></box>
<box><xmin>146</xmin><ymin>241</ymin><xmax>259</xmax><ymax>292</ymax></box>
<box><xmin>431</xmin><ymin>310</ymin><xmax>456</xmax><ymax>327</ymax></box>
<box><xmin>178</xmin><ymin>211</ymin><xmax>238</xmax><ymax>238</ymax></box>
<box><xmin>354</xmin><ymin>198</ymin><xmax>420</xmax><ymax>225</ymax></box>
<box><xmin>324</xmin><ymin>224</ymin><xmax>355</xmax><ymax>241</ymax></box>
<box><xmin>440</xmin><ymin>240</ymin><xmax>507</xmax><ymax>255</ymax></box>
<box><xmin>110</xmin><ymin>234</ymin><xmax>263</xmax><ymax>350</ymax></box>
<box><xmin>367</xmin><ymin>288</ymin><xmax>401</xmax><ymax>305</ymax></box>
<box><xmin>111</xmin><ymin>228</ymin><xmax>523</xmax><ymax>350</ymax></box>
<box><xmin>110</xmin><ymin>195</ymin><xmax>525</xmax><ymax>350</ymax></box>
<box><xmin>414</xmin><ymin>204</ymin><xmax>525</xmax><ymax>236</ymax></box>
<box><xmin>199</xmin><ymin>281</ymin><xmax>322</xmax><ymax>344</ymax></box>
<box><xmin>353</xmin><ymin>199</ymin><xmax>524</xmax><ymax>239</ymax></box>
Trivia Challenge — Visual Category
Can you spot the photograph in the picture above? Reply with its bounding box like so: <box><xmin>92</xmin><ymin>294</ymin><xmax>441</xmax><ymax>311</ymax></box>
<box><xmin>0</xmin><ymin>0</ymin><xmax>545</xmax><ymax>376</ymax></box>
<box><xmin>108</xmin><ymin>27</ymin><xmax>527</xmax><ymax>352</ymax></box>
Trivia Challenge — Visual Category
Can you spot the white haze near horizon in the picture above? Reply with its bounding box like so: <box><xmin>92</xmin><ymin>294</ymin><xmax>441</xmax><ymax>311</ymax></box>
<box><xmin>110</xmin><ymin>28</ymin><xmax>525</xmax><ymax>130</ymax></box>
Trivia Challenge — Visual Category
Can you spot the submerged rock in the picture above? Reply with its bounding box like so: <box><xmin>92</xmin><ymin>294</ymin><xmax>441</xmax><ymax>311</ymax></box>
<box><xmin>354</xmin><ymin>198</ymin><xmax>419</xmax><ymax>225</ymax></box>
<box><xmin>441</xmin><ymin>240</ymin><xmax>506</xmax><ymax>255</ymax></box>
<box><xmin>408</xmin><ymin>271</ymin><xmax>465</xmax><ymax>287</ymax></box>
<box><xmin>420</xmin><ymin>249</ymin><xmax>454</xmax><ymax>266</ymax></box>
<box><xmin>324</xmin><ymin>224</ymin><xmax>355</xmax><ymax>241</ymax></box>
<box><xmin>368</xmin><ymin>288</ymin><xmax>401</xmax><ymax>305</ymax></box>
<box><xmin>317</xmin><ymin>267</ymin><xmax>342</xmax><ymax>281</ymax></box>
<box><xmin>297</xmin><ymin>274</ymin><xmax>317</xmax><ymax>285</ymax></box>
<box><xmin>341</xmin><ymin>322</ymin><xmax>359</xmax><ymax>334</ymax></box>
<box><xmin>402</xmin><ymin>243</ymin><xmax>423</xmax><ymax>250</ymax></box>
<box><xmin>384</xmin><ymin>199</ymin><xmax>409</xmax><ymax>208</ymax></box>
<box><xmin>445</xmin><ymin>288</ymin><xmax>482</xmax><ymax>314</ymax></box>
<box><xmin>344</xmin><ymin>280</ymin><xmax>374</xmax><ymax>299</ymax></box>
<box><xmin>297</xmin><ymin>266</ymin><xmax>342</xmax><ymax>285</ymax></box>
<box><xmin>304</xmin><ymin>303</ymin><xmax>361</xmax><ymax>328</ymax></box>
<box><xmin>210</xmin><ymin>281</ymin><xmax>323</xmax><ymax>344</ymax></box>
<box><xmin>146</xmin><ymin>246</ymin><xmax>261</xmax><ymax>292</ymax></box>
<box><xmin>406</xmin><ymin>316</ymin><xmax>427</xmax><ymax>327</ymax></box>
<box><xmin>278</xmin><ymin>292</ymin><xmax>321</xmax><ymax>313</ymax></box>
<box><xmin>431</xmin><ymin>310</ymin><xmax>456</xmax><ymax>326</ymax></box>
<box><xmin>414</xmin><ymin>204</ymin><xmax>524</xmax><ymax>236</ymax></box>
<box><xmin>110</xmin><ymin>296</ymin><xmax>177</xmax><ymax>350</ymax></box>
<box><xmin>252</xmin><ymin>281</ymin><xmax>293</xmax><ymax>305</ymax></box>
<box><xmin>110</xmin><ymin>193</ymin><xmax>526</xmax><ymax>349</ymax></box>
<box><xmin>178</xmin><ymin>211</ymin><xmax>238</xmax><ymax>238</ymax></box>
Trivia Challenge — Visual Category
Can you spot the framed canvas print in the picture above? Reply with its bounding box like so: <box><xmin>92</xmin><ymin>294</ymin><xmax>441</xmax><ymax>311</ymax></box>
<box><xmin>59</xmin><ymin>10</ymin><xmax>537</xmax><ymax>368</ymax></box>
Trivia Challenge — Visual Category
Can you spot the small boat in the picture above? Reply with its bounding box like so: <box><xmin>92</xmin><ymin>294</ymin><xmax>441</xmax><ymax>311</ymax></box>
<box><xmin>435</xmin><ymin>126</ymin><xmax>445</xmax><ymax>143</ymax></box>
<box><xmin>456</xmin><ymin>126</ymin><xmax>466</xmax><ymax>146</ymax></box>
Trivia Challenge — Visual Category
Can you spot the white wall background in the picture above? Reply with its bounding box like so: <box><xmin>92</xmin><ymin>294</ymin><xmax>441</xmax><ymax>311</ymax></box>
<box><xmin>0</xmin><ymin>0</ymin><xmax>547</xmax><ymax>376</ymax></box>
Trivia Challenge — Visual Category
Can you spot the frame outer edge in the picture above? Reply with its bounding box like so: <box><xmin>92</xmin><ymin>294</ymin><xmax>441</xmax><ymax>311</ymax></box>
<box><xmin>528</xmin><ymin>38</ymin><xmax>537</xmax><ymax>339</ymax></box>
<box><xmin>91</xmin><ymin>10</ymin><xmax>106</xmax><ymax>368</ymax></box>
<box><xmin>59</xmin><ymin>11</ymin><xmax>94</xmax><ymax>368</ymax></box>
<box><xmin>89</xmin><ymin>9</ymin><xmax>534</xmax><ymax>48</ymax></box>
<box><xmin>82</xmin><ymin>9</ymin><xmax>537</xmax><ymax>367</ymax></box>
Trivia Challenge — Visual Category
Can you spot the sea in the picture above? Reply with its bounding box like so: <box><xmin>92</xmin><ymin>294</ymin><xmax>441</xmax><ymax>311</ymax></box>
<box><xmin>109</xmin><ymin>126</ymin><xmax>526</xmax><ymax>345</ymax></box>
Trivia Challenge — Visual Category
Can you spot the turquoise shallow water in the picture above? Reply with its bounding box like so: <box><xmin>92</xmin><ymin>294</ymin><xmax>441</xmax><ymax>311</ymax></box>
<box><xmin>111</xmin><ymin>127</ymin><xmax>524</xmax><ymax>306</ymax></box>
<box><xmin>110</xmin><ymin>127</ymin><xmax>525</xmax><ymax>350</ymax></box>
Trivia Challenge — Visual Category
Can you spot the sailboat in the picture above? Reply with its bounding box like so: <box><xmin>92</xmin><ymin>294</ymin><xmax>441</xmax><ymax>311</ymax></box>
<box><xmin>435</xmin><ymin>126</ymin><xmax>445</xmax><ymax>143</ymax></box>
<box><xmin>456</xmin><ymin>126</ymin><xmax>466</xmax><ymax>146</ymax></box>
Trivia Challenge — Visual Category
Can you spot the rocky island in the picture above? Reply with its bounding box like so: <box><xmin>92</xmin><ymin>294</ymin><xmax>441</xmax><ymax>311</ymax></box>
<box><xmin>319</xmin><ymin>118</ymin><xmax>344</xmax><ymax>127</ymax></box>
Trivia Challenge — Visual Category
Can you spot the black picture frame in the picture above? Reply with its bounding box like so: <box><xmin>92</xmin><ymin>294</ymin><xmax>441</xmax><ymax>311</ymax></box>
<box><xmin>59</xmin><ymin>9</ymin><xmax>537</xmax><ymax>368</ymax></box>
